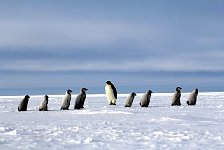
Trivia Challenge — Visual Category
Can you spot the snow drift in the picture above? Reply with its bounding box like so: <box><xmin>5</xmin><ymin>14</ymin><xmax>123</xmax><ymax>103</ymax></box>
<box><xmin>0</xmin><ymin>92</ymin><xmax>224</xmax><ymax>149</ymax></box>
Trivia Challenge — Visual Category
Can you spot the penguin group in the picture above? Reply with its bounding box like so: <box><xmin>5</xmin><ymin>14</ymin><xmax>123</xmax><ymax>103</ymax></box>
<box><xmin>18</xmin><ymin>80</ymin><xmax>199</xmax><ymax>111</ymax></box>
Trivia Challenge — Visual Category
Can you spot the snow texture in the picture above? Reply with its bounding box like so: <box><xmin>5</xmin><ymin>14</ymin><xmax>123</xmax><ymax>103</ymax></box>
<box><xmin>0</xmin><ymin>92</ymin><xmax>224</xmax><ymax>149</ymax></box>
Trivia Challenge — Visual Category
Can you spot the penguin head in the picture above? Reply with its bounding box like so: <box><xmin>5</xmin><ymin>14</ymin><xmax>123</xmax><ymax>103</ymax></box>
<box><xmin>25</xmin><ymin>95</ymin><xmax>30</xmax><ymax>99</ymax></box>
<box><xmin>176</xmin><ymin>87</ymin><xmax>182</xmax><ymax>92</ymax></box>
<box><xmin>106</xmin><ymin>81</ymin><xmax>112</xmax><ymax>85</ymax></box>
<box><xmin>67</xmin><ymin>89</ymin><xmax>73</xmax><ymax>94</ymax></box>
<box><xmin>195</xmin><ymin>88</ymin><xmax>199</xmax><ymax>94</ymax></box>
<box><xmin>132</xmin><ymin>92</ymin><xmax>137</xmax><ymax>97</ymax></box>
<box><xmin>147</xmin><ymin>90</ymin><xmax>153</xmax><ymax>94</ymax></box>
<box><xmin>45</xmin><ymin>95</ymin><xmax>49</xmax><ymax>99</ymax></box>
<box><xmin>81</xmin><ymin>88</ymin><xmax>88</xmax><ymax>93</ymax></box>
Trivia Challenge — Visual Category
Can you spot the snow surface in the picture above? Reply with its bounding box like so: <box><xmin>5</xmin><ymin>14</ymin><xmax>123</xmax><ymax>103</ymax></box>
<box><xmin>0</xmin><ymin>92</ymin><xmax>224</xmax><ymax>150</ymax></box>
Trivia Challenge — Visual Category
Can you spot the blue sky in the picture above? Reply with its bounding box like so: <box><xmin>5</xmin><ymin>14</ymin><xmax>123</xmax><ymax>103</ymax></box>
<box><xmin>0</xmin><ymin>0</ymin><xmax>224</xmax><ymax>95</ymax></box>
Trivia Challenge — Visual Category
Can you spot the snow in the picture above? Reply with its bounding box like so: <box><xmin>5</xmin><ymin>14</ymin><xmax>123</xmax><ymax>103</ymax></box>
<box><xmin>0</xmin><ymin>92</ymin><xmax>224</xmax><ymax>149</ymax></box>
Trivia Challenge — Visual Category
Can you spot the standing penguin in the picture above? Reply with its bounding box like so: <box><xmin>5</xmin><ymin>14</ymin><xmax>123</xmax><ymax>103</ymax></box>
<box><xmin>171</xmin><ymin>87</ymin><xmax>182</xmax><ymax>106</ymax></box>
<box><xmin>74</xmin><ymin>88</ymin><xmax>88</xmax><ymax>109</ymax></box>
<box><xmin>187</xmin><ymin>88</ymin><xmax>199</xmax><ymax>105</ymax></box>
<box><xmin>18</xmin><ymin>95</ymin><xmax>30</xmax><ymax>111</ymax></box>
<box><xmin>60</xmin><ymin>89</ymin><xmax>72</xmax><ymax>110</ymax></box>
<box><xmin>39</xmin><ymin>95</ymin><xmax>49</xmax><ymax>111</ymax></box>
<box><xmin>139</xmin><ymin>90</ymin><xmax>153</xmax><ymax>107</ymax></box>
<box><xmin>125</xmin><ymin>92</ymin><xmax>136</xmax><ymax>107</ymax></box>
<box><xmin>105</xmin><ymin>81</ymin><xmax>117</xmax><ymax>105</ymax></box>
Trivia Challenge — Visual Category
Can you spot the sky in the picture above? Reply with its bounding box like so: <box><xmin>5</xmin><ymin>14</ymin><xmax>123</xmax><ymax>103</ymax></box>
<box><xmin>0</xmin><ymin>0</ymin><xmax>224</xmax><ymax>95</ymax></box>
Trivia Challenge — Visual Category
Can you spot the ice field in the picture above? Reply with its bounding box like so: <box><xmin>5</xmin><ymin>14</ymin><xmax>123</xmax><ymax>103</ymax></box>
<box><xmin>0</xmin><ymin>92</ymin><xmax>224</xmax><ymax>149</ymax></box>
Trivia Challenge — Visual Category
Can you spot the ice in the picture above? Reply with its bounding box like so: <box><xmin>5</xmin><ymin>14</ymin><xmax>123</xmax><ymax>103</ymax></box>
<box><xmin>0</xmin><ymin>92</ymin><xmax>224</xmax><ymax>149</ymax></box>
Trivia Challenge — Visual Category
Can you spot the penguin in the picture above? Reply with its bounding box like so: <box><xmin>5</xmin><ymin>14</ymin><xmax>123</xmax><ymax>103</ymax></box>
<box><xmin>171</xmin><ymin>87</ymin><xmax>182</xmax><ymax>106</ymax></box>
<box><xmin>139</xmin><ymin>90</ymin><xmax>152</xmax><ymax>107</ymax></box>
<box><xmin>105</xmin><ymin>81</ymin><xmax>117</xmax><ymax>105</ymax></box>
<box><xmin>74</xmin><ymin>88</ymin><xmax>88</xmax><ymax>109</ymax></box>
<box><xmin>18</xmin><ymin>95</ymin><xmax>30</xmax><ymax>111</ymax></box>
<box><xmin>39</xmin><ymin>95</ymin><xmax>49</xmax><ymax>111</ymax></box>
<box><xmin>187</xmin><ymin>88</ymin><xmax>198</xmax><ymax>105</ymax></box>
<box><xmin>60</xmin><ymin>89</ymin><xmax>72</xmax><ymax>110</ymax></box>
<box><xmin>125</xmin><ymin>92</ymin><xmax>136</xmax><ymax>107</ymax></box>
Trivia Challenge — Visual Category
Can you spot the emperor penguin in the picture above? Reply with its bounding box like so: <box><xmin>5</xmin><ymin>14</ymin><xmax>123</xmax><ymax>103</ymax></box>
<box><xmin>171</xmin><ymin>87</ymin><xmax>182</xmax><ymax>106</ymax></box>
<box><xmin>140</xmin><ymin>90</ymin><xmax>153</xmax><ymax>107</ymax></box>
<box><xmin>187</xmin><ymin>88</ymin><xmax>198</xmax><ymax>105</ymax></box>
<box><xmin>39</xmin><ymin>95</ymin><xmax>49</xmax><ymax>111</ymax></box>
<box><xmin>105</xmin><ymin>81</ymin><xmax>117</xmax><ymax>105</ymax></box>
<box><xmin>18</xmin><ymin>95</ymin><xmax>30</xmax><ymax>111</ymax></box>
<box><xmin>60</xmin><ymin>89</ymin><xmax>72</xmax><ymax>110</ymax></box>
<box><xmin>74</xmin><ymin>88</ymin><xmax>88</xmax><ymax>109</ymax></box>
<box><xmin>125</xmin><ymin>92</ymin><xmax>136</xmax><ymax>107</ymax></box>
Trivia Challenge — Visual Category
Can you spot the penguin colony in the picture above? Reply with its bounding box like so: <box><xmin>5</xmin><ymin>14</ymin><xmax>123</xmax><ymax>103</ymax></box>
<box><xmin>18</xmin><ymin>81</ymin><xmax>199</xmax><ymax>111</ymax></box>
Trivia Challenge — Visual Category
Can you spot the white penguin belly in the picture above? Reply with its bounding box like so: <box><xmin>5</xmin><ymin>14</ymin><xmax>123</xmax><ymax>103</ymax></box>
<box><xmin>125</xmin><ymin>95</ymin><xmax>133</xmax><ymax>106</ymax></box>
<box><xmin>39</xmin><ymin>101</ymin><xmax>45</xmax><ymax>109</ymax></box>
<box><xmin>61</xmin><ymin>94</ymin><xmax>71</xmax><ymax>107</ymax></box>
<box><xmin>105</xmin><ymin>86</ymin><xmax>116</xmax><ymax>104</ymax></box>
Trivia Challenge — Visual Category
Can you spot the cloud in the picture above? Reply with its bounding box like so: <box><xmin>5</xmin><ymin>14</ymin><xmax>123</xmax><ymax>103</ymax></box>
<box><xmin>0</xmin><ymin>9</ymin><xmax>223</xmax><ymax>73</ymax></box>
<box><xmin>0</xmin><ymin>21</ymin><xmax>157</xmax><ymax>50</ymax></box>
<box><xmin>1</xmin><ymin>52</ymin><xmax>224</xmax><ymax>72</ymax></box>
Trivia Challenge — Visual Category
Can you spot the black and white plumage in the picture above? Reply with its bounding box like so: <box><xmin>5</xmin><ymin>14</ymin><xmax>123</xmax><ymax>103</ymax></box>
<box><xmin>105</xmin><ymin>81</ymin><xmax>117</xmax><ymax>105</ymax></box>
<box><xmin>60</xmin><ymin>89</ymin><xmax>72</xmax><ymax>110</ymax></box>
<box><xmin>18</xmin><ymin>95</ymin><xmax>30</xmax><ymax>111</ymax></box>
<box><xmin>187</xmin><ymin>88</ymin><xmax>199</xmax><ymax>106</ymax></box>
<box><xmin>139</xmin><ymin>90</ymin><xmax>152</xmax><ymax>107</ymax></box>
<box><xmin>39</xmin><ymin>95</ymin><xmax>49</xmax><ymax>111</ymax></box>
<box><xmin>74</xmin><ymin>88</ymin><xmax>88</xmax><ymax>109</ymax></box>
<box><xmin>125</xmin><ymin>92</ymin><xmax>136</xmax><ymax>107</ymax></box>
<box><xmin>171</xmin><ymin>87</ymin><xmax>182</xmax><ymax>106</ymax></box>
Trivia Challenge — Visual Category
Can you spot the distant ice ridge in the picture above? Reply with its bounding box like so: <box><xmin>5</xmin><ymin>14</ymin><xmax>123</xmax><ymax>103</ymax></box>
<box><xmin>0</xmin><ymin>92</ymin><xmax>224</xmax><ymax>149</ymax></box>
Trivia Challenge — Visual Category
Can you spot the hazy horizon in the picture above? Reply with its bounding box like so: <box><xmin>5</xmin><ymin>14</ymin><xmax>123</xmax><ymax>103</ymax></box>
<box><xmin>1</xmin><ymin>70</ymin><xmax>223</xmax><ymax>96</ymax></box>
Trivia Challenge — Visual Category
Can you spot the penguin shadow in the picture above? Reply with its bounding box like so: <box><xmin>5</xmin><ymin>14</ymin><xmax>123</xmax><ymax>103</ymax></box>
<box><xmin>50</xmin><ymin>108</ymin><xmax>86</xmax><ymax>111</ymax></box>
<box><xmin>148</xmin><ymin>105</ymin><xmax>167</xmax><ymax>108</ymax></box>
<box><xmin>43</xmin><ymin>109</ymin><xmax>60</xmax><ymax>112</ymax></box>
<box><xmin>17</xmin><ymin>109</ymin><xmax>39</xmax><ymax>112</ymax></box>
<box><xmin>121</xmin><ymin>104</ymin><xmax>166</xmax><ymax>109</ymax></box>
<box><xmin>18</xmin><ymin>108</ymin><xmax>87</xmax><ymax>112</ymax></box>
